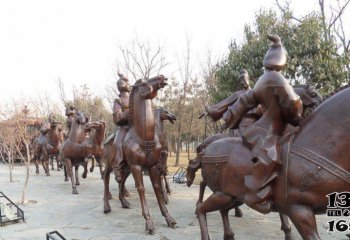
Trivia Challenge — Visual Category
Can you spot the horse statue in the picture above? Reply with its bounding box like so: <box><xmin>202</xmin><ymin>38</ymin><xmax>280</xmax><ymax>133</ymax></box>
<box><xmin>33</xmin><ymin>119</ymin><xmax>64</xmax><ymax>176</ymax></box>
<box><xmin>102</xmin><ymin>107</ymin><xmax>175</xmax><ymax>208</ymax></box>
<box><xmin>188</xmin><ymin>84</ymin><xmax>323</xmax><ymax>224</ymax></box>
<box><xmin>154</xmin><ymin>108</ymin><xmax>176</xmax><ymax>203</ymax></box>
<box><xmin>187</xmin><ymin>85</ymin><xmax>350</xmax><ymax>240</ymax></box>
<box><xmin>59</xmin><ymin>110</ymin><xmax>105</xmax><ymax>194</ymax></box>
<box><xmin>103</xmin><ymin>75</ymin><xmax>176</xmax><ymax>234</ymax></box>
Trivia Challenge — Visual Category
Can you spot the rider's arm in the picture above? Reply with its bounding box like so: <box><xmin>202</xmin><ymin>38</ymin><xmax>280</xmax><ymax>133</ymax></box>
<box><xmin>221</xmin><ymin>89</ymin><xmax>257</xmax><ymax>129</ymax></box>
<box><xmin>112</xmin><ymin>100</ymin><xmax>129</xmax><ymax>126</ymax></box>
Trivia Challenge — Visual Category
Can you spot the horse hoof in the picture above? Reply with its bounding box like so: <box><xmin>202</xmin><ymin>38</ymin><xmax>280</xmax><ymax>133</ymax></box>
<box><xmin>46</xmin><ymin>173</ymin><xmax>50</xmax><ymax>176</ymax></box>
<box><xmin>145</xmin><ymin>220</ymin><xmax>155</xmax><ymax>235</ymax></box>
<box><xmin>235</xmin><ymin>208</ymin><xmax>243</xmax><ymax>218</ymax></box>
<box><xmin>224</xmin><ymin>234</ymin><xmax>235</xmax><ymax>240</ymax></box>
<box><xmin>285</xmin><ymin>235</ymin><xmax>294</xmax><ymax>240</ymax></box>
<box><xmin>72</xmin><ymin>189</ymin><xmax>78</xmax><ymax>194</ymax></box>
<box><xmin>120</xmin><ymin>199</ymin><xmax>131</xmax><ymax>209</ymax></box>
<box><xmin>104</xmin><ymin>203</ymin><xmax>111</xmax><ymax>214</ymax></box>
<box><xmin>64</xmin><ymin>178</ymin><xmax>68</xmax><ymax>182</ymax></box>
<box><xmin>76</xmin><ymin>182</ymin><xmax>80</xmax><ymax>185</ymax></box>
<box><xmin>165</xmin><ymin>216</ymin><xmax>177</xmax><ymax>228</ymax></box>
<box><xmin>36</xmin><ymin>170</ymin><xmax>39</xmax><ymax>174</ymax></box>
<box><xmin>89</xmin><ymin>167</ymin><xmax>93</xmax><ymax>172</ymax></box>
<box><xmin>57</xmin><ymin>169</ymin><xmax>61</xmax><ymax>172</ymax></box>
<box><xmin>82</xmin><ymin>173</ymin><xmax>87</xmax><ymax>179</ymax></box>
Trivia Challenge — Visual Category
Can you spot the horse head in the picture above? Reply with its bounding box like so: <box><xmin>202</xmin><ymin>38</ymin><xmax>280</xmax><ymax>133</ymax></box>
<box><xmin>73</xmin><ymin>110</ymin><xmax>89</xmax><ymax>125</ymax></box>
<box><xmin>293</xmin><ymin>84</ymin><xmax>323</xmax><ymax>119</ymax></box>
<box><xmin>133</xmin><ymin>75</ymin><xmax>168</xmax><ymax>100</ymax></box>
<box><xmin>84</xmin><ymin>121</ymin><xmax>106</xmax><ymax>147</ymax></box>
<box><xmin>159</xmin><ymin>108</ymin><xmax>176</xmax><ymax>124</ymax></box>
<box><xmin>48</xmin><ymin>120</ymin><xmax>64</xmax><ymax>144</ymax></box>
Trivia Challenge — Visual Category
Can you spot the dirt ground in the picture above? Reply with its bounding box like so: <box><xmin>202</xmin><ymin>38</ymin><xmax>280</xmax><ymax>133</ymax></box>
<box><xmin>0</xmin><ymin>162</ymin><xmax>347</xmax><ymax>240</ymax></box>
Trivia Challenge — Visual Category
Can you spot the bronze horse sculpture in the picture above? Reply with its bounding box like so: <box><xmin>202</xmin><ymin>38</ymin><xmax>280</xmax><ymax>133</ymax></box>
<box><xmin>33</xmin><ymin>119</ymin><xmax>64</xmax><ymax>176</ymax></box>
<box><xmin>103</xmin><ymin>75</ymin><xmax>176</xmax><ymax>234</ymax></box>
<box><xmin>189</xmin><ymin>84</ymin><xmax>323</xmax><ymax>222</ymax></box>
<box><xmin>102</xmin><ymin>108</ymin><xmax>175</xmax><ymax>208</ymax></box>
<box><xmin>59</xmin><ymin>110</ymin><xmax>105</xmax><ymax>194</ymax></box>
<box><xmin>187</xmin><ymin>86</ymin><xmax>350</xmax><ymax>240</ymax></box>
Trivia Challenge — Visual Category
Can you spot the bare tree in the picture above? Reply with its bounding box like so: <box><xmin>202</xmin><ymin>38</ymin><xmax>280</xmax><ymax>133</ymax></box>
<box><xmin>0</xmin><ymin>105</ymin><xmax>39</xmax><ymax>204</ymax></box>
<box><xmin>0</xmin><ymin>123</ymin><xmax>16</xmax><ymax>182</ymax></box>
<box><xmin>174</xmin><ymin>37</ymin><xmax>193</xmax><ymax>166</ymax></box>
<box><xmin>115</xmin><ymin>36</ymin><xmax>168</xmax><ymax>80</ymax></box>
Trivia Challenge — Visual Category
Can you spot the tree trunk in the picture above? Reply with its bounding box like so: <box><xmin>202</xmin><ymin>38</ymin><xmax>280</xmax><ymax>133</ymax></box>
<box><xmin>175</xmin><ymin>116</ymin><xmax>182</xmax><ymax>166</ymax></box>
<box><xmin>21</xmin><ymin>143</ymin><xmax>31</xmax><ymax>204</ymax></box>
<box><xmin>187</xmin><ymin>109</ymin><xmax>194</xmax><ymax>159</ymax></box>
<box><xmin>8</xmin><ymin>151</ymin><xmax>13</xmax><ymax>182</ymax></box>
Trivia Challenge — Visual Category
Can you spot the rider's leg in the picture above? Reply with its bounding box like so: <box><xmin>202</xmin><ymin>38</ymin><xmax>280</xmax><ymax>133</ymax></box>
<box><xmin>113</xmin><ymin>126</ymin><xmax>128</xmax><ymax>183</ymax></box>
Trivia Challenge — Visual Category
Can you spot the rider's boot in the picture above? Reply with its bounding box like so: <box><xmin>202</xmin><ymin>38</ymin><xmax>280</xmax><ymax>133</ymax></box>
<box><xmin>114</xmin><ymin>147</ymin><xmax>124</xmax><ymax>183</ymax></box>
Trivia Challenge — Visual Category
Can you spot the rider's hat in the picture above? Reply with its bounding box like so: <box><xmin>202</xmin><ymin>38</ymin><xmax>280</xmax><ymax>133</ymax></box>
<box><xmin>117</xmin><ymin>73</ymin><xmax>131</xmax><ymax>93</ymax></box>
<box><xmin>263</xmin><ymin>34</ymin><xmax>287</xmax><ymax>71</ymax></box>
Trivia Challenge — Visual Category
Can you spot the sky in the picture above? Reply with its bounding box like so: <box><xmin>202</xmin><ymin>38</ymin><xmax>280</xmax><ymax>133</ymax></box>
<box><xmin>0</xmin><ymin>0</ymin><xmax>349</xmax><ymax>110</ymax></box>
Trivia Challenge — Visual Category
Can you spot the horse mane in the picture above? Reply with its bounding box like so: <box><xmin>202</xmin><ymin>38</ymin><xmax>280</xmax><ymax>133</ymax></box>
<box><xmin>128</xmin><ymin>79</ymin><xmax>143</xmax><ymax>126</ymax></box>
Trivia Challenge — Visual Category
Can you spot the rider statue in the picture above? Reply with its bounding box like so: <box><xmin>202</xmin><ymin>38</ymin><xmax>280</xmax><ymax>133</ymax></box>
<box><xmin>112</xmin><ymin>73</ymin><xmax>131</xmax><ymax>183</ymax></box>
<box><xmin>65</xmin><ymin>105</ymin><xmax>75</xmax><ymax>134</ymax></box>
<box><xmin>187</xmin><ymin>69</ymin><xmax>260</xmax><ymax>179</ymax></box>
<box><xmin>222</xmin><ymin>34</ymin><xmax>303</xmax><ymax>213</ymax></box>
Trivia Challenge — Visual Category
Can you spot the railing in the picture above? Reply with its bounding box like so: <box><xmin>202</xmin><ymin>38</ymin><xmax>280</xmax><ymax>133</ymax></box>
<box><xmin>172</xmin><ymin>167</ymin><xmax>187</xmax><ymax>183</ymax></box>
<box><xmin>0</xmin><ymin>192</ymin><xmax>24</xmax><ymax>226</ymax></box>
<box><xmin>46</xmin><ymin>231</ymin><xmax>66</xmax><ymax>240</ymax></box>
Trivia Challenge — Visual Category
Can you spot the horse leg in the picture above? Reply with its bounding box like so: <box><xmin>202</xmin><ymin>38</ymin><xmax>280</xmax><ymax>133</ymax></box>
<box><xmin>221</xmin><ymin>208</ymin><xmax>235</xmax><ymax>240</ymax></box>
<box><xmin>99</xmin><ymin>161</ymin><xmax>104</xmax><ymax>179</ymax></box>
<box><xmin>56</xmin><ymin>156</ymin><xmax>60</xmax><ymax>171</ymax></box>
<box><xmin>149</xmin><ymin>165</ymin><xmax>176</xmax><ymax>228</ymax></box>
<box><xmin>130</xmin><ymin>165</ymin><xmax>155</xmax><ymax>234</ymax></box>
<box><xmin>82</xmin><ymin>159</ymin><xmax>88</xmax><ymax>179</ymax></box>
<box><xmin>160</xmin><ymin>174</ymin><xmax>169</xmax><ymax>204</ymax></box>
<box><xmin>164</xmin><ymin>175</ymin><xmax>171</xmax><ymax>194</ymax></box>
<box><xmin>34</xmin><ymin>158</ymin><xmax>39</xmax><ymax>174</ymax></box>
<box><xmin>66</xmin><ymin>159</ymin><xmax>78</xmax><ymax>194</ymax></box>
<box><xmin>50</xmin><ymin>156</ymin><xmax>54</xmax><ymax>170</ymax></box>
<box><xmin>234</xmin><ymin>207</ymin><xmax>243</xmax><ymax>218</ymax></box>
<box><xmin>42</xmin><ymin>149</ymin><xmax>50</xmax><ymax>176</ymax></box>
<box><xmin>103</xmin><ymin>166</ymin><xmax>112</xmax><ymax>213</ymax></box>
<box><xmin>197</xmin><ymin>181</ymin><xmax>206</xmax><ymax>207</ymax></box>
<box><xmin>64</xmin><ymin>165</ymin><xmax>68</xmax><ymax>182</ymax></box>
<box><xmin>90</xmin><ymin>155</ymin><xmax>95</xmax><ymax>172</ymax></box>
<box><xmin>118</xmin><ymin>168</ymin><xmax>131</xmax><ymax>209</ymax></box>
<box><xmin>196</xmin><ymin>191</ymin><xmax>235</xmax><ymax>240</ymax></box>
<box><xmin>75</xmin><ymin>165</ymin><xmax>80</xmax><ymax>185</ymax></box>
<box><xmin>286</xmin><ymin>204</ymin><xmax>320</xmax><ymax>240</ymax></box>
<box><xmin>280</xmin><ymin>212</ymin><xmax>294</xmax><ymax>240</ymax></box>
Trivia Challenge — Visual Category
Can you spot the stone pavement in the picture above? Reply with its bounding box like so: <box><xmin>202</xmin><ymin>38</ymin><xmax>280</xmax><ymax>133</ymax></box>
<box><xmin>0</xmin><ymin>164</ymin><xmax>347</xmax><ymax>240</ymax></box>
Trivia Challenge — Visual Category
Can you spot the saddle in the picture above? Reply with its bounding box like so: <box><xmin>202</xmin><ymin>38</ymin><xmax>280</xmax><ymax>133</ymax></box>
<box><xmin>201</xmin><ymin>155</ymin><xmax>229</xmax><ymax>186</ymax></box>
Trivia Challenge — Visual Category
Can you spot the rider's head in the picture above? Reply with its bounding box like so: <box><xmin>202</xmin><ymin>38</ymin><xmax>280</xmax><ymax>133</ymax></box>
<box><xmin>117</xmin><ymin>73</ymin><xmax>131</xmax><ymax>94</ymax></box>
<box><xmin>263</xmin><ymin>34</ymin><xmax>287</xmax><ymax>71</ymax></box>
<box><xmin>239</xmin><ymin>69</ymin><xmax>250</xmax><ymax>89</ymax></box>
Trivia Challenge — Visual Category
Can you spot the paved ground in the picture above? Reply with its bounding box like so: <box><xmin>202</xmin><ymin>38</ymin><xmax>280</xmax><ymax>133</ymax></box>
<box><xmin>0</xmin><ymin>164</ymin><xmax>347</xmax><ymax>240</ymax></box>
